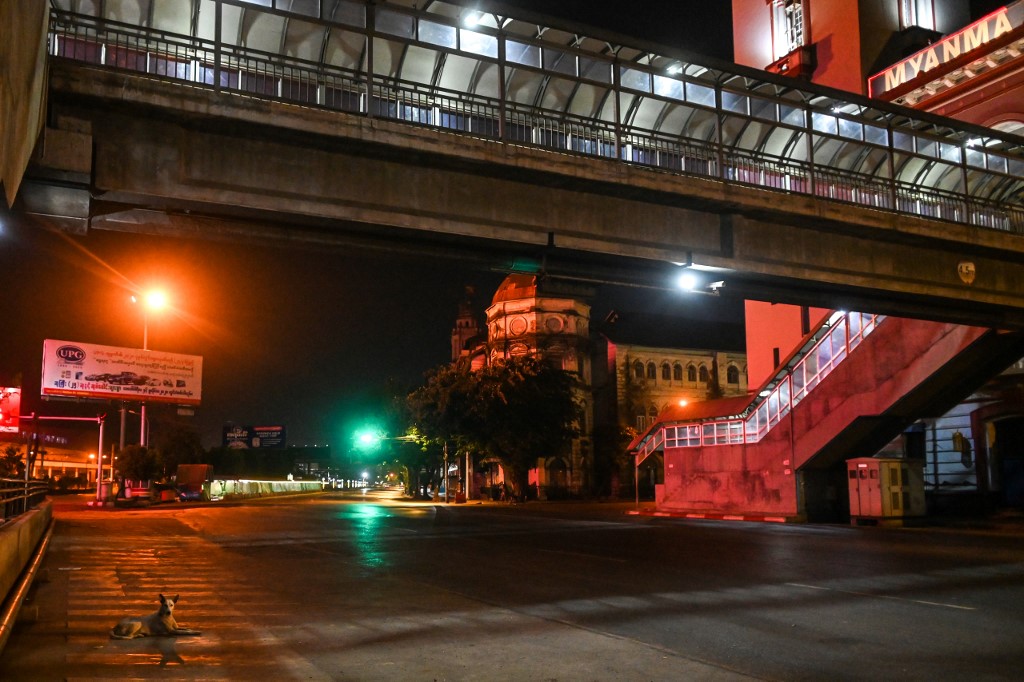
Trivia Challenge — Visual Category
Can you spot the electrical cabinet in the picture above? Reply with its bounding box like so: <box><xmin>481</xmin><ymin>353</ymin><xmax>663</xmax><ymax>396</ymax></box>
<box><xmin>847</xmin><ymin>457</ymin><xmax>925</xmax><ymax>524</ymax></box>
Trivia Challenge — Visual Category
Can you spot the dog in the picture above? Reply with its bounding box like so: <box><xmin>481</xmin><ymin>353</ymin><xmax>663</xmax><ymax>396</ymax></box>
<box><xmin>110</xmin><ymin>594</ymin><xmax>201</xmax><ymax>639</ymax></box>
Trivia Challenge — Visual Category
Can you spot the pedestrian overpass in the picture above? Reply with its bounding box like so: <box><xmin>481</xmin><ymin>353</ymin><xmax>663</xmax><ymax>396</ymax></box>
<box><xmin>6</xmin><ymin>0</ymin><xmax>1024</xmax><ymax>327</ymax></box>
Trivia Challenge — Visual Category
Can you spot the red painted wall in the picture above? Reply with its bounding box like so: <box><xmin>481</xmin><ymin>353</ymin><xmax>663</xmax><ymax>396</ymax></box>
<box><xmin>744</xmin><ymin>301</ymin><xmax>830</xmax><ymax>390</ymax></box>
<box><xmin>659</xmin><ymin>317</ymin><xmax>990</xmax><ymax>518</ymax></box>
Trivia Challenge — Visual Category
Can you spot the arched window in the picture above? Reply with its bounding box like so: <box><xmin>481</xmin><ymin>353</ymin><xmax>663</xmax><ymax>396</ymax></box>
<box><xmin>646</xmin><ymin>362</ymin><xmax>657</xmax><ymax>380</ymax></box>
<box><xmin>633</xmin><ymin>360</ymin><xmax>644</xmax><ymax>379</ymax></box>
<box><xmin>687</xmin><ymin>364</ymin><xmax>697</xmax><ymax>382</ymax></box>
<box><xmin>673</xmin><ymin>363</ymin><xmax>683</xmax><ymax>381</ymax></box>
<box><xmin>661</xmin><ymin>363</ymin><xmax>671</xmax><ymax>380</ymax></box>
<box><xmin>727</xmin><ymin>365</ymin><xmax>740</xmax><ymax>384</ymax></box>
<box><xmin>698</xmin><ymin>365</ymin><xmax>709</xmax><ymax>383</ymax></box>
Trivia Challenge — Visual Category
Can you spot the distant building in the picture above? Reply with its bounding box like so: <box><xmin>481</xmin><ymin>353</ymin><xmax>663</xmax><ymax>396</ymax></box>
<box><xmin>452</xmin><ymin>275</ymin><xmax>748</xmax><ymax>499</ymax></box>
<box><xmin>595</xmin><ymin>311</ymin><xmax>748</xmax><ymax>433</ymax></box>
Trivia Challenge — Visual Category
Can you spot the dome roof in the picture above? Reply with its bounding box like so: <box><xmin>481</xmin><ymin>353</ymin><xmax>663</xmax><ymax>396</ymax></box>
<box><xmin>491</xmin><ymin>274</ymin><xmax>538</xmax><ymax>304</ymax></box>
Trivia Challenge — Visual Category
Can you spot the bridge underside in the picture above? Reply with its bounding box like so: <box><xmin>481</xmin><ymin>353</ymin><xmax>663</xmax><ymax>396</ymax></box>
<box><xmin>15</xmin><ymin>62</ymin><xmax>1024</xmax><ymax>328</ymax></box>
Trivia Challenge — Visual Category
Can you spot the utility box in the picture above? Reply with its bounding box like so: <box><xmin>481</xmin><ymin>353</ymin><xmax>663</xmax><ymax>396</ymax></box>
<box><xmin>847</xmin><ymin>457</ymin><xmax>925</xmax><ymax>525</ymax></box>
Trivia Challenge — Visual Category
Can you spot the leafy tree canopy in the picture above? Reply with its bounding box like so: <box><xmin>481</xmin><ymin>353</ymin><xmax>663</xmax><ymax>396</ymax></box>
<box><xmin>0</xmin><ymin>443</ymin><xmax>24</xmax><ymax>478</ymax></box>
<box><xmin>408</xmin><ymin>356</ymin><xmax>582</xmax><ymax>496</ymax></box>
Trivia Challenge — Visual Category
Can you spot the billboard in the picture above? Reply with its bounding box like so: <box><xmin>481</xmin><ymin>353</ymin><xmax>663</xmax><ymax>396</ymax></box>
<box><xmin>0</xmin><ymin>387</ymin><xmax>21</xmax><ymax>434</ymax></box>
<box><xmin>223</xmin><ymin>424</ymin><xmax>286</xmax><ymax>449</ymax></box>
<box><xmin>40</xmin><ymin>340</ymin><xmax>202</xmax><ymax>406</ymax></box>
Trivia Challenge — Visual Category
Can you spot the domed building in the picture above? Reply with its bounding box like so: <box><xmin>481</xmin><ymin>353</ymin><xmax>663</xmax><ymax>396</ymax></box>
<box><xmin>467</xmin><ymin>274</ymin><xmax>595</xmax><ymax>498</ymax></box>
<box><xmin>452</xmin><ymin>274</ymin><xmax>749</xmax><ymax>500</ymax></box>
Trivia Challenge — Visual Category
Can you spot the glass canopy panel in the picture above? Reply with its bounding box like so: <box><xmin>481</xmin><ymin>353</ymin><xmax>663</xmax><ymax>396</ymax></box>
<box><xmin>323</xmin><ymin>0</ymin><xmax>364</xmax><ymax>27</ymax></box>
<box><xmin>197</xmin><ymin>0</ymin><xmax>229</xmax><ymax>41</ymax></box>
<box><xmin>579</xmin><ymin>56</ymin><xmax>611</xmax><ymax>84</ymax></box>
<box><xmin>893</xmin><ymin>154</ymin><xmax>931</xmax><ymax>185</ymax></box>
<box><xmin>619</xmin><ymin>66</ymin><xmax>651</xmax><ymax>93</ymax></box>
<box><xmin>435</xmin><ymin>53</ymin><xmax>483</xmax><ymax>94</ymax></box>
<box><xmin>659</xmin><ymin>103</ymin><xmax>717</xmax><ymax>142</ymax></box>
<box><xmin>685</xmin><ymin>81</ymin><xmax>715</xmax><ymax>108</ymax></box>
<box><xmin>419</xmin><ymin>19</ymin><xmax>456</xmax><ymax>49</ymax></box>
<box><xmin>284</xmin><ymin>0</ymin><xmax>319</xmax><ymax>19</ymax></box>
<box><xmin>778</xmin><ymin>103</ymin><xmax>805</xmax><ymax>127</ymax></box>
<box><xmin>152</xmin><ymin>0</ymin><xmax>193</xmax><ymax>34</ymax></box>
<box><xmin>459</xmin><ymin>28</ymin><xmax>497</xmax><ymax>58</ymax></box>
<box><xmin>543</xmin><ymin>47</ymin><xmax>576</xmax><ymax>77</ymax></box>
<box><xmin>465</xmin><ymin>60</ymin><xmax>501</xmax><ymax>100</ymax></box>
<box><xmin>104</xmin><ymin>0</ymin><xmax>149</xmax><ymax>25</ymax></box>
<box><xmin>323</xmin><ymin>28</ymin><xmax>365</xmax><ymax>70</ymax></box>
<box><xmin>505</xmin><ymin>69</ymin><xmax>545</xmax><ymax>106</ymax></box>
<box><xmin>507</xmin><ymin>41</ymin><xmax>541</xmax><ymax>68</ymax></box>
<box><xmin>918</xmin><ymin>161</ymin><xmax>964</xmax><ymax>193</ymax></box>
<box><xmin>761</xmin><ymin>127</ymin><xmax>807</xmax><ymax>161</ymax></box>
<box><xmin>629</xmin><ymin>97</ymin><xmax>671</xmax><ymax>132</ymax></box>
<box><xmin>372</xmin><ymin>37</ymin><xmax>405</xmax><ymax>78</ymax></box>
<box><xmin>283</xmin><ymin>19</ymin><xmax>327</xmax><ymax>61</ymax></box>
<box><xmin>53</xmin><ymin>0</ymin><xmax>100</xmax><ymax>13</ymax></box>
<box><xmin>237</xmin><ymin>10</ymin><xmax>286</xmax><ymax>52</ymax></box>
<box><xmin>375</xmin><ymin>7</ymin><xmax>413</xmax><ymax>39</ymax></box>
<box><xmin>653</xmin><ymin>75</ymin><xmax>684</xmax><ymax>101</ymax></box>
<box><xmin>398</xmin><ymin>45</ymin><xmax>440</xmax><ymax>86</ymax></box>
<box><xmin>538</xmin><ymin>76</ymin><xmax>576</xmax><ymax>113</ymax></box>
<box><xmin>748</xmin><ymin>96</ymin><xmax>779</xmax><ymax>123</ymax></box>
<box><xmin>566</xmin><ymin>83</ymin><xmax>611</xmax><ymax>120</ymax></box>
<box><xmin>719</xmin><ymin>115</ymin><xmax>747</xmax><ymax>150</ymax></box>
<box><xmin>721</xmin><ymin>90</ymin><xmax>748</xmax><ymax>115</ymax></box>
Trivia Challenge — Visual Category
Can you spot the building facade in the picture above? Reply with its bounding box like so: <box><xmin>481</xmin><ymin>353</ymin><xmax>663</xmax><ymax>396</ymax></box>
<box><xmin>725</xmin><ymin>0</ymin><xmax>1024</xmax><ymax>511</ymax></box>
<box><xmin>453</xmin><ymin>276</ymin><xmax>749</xmax><ymax>499</ymax></box>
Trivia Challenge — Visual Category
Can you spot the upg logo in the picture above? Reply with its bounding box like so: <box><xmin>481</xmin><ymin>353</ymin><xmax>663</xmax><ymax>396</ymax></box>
<box><xmin>56</xmin><ymin>345</ymin><xmax>86</xmax><ymax>363</ymax></box>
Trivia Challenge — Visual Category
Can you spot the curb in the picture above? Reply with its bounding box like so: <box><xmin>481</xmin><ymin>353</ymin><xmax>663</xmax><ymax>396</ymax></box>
<box><xmin>627</xmin><ymin>509</ymin><xmax>791</xmax><ymax>523</ymax></box>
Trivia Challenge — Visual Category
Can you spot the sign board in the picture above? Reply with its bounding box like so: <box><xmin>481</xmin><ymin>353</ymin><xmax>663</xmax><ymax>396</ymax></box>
<box><xmin>223</xmin><ymin>424</ymin><xmax>286</xmax><ymax>449</ymax></box>
<box><xmin>0</xmin><ymin>387</ymin><xmax>21</xmax><ymax>434</ymax></box>
<box><xmin>868</xmin><ymin>3</ymin><xmax>1024</xmax><ymax>98</ymax></box>
<box><xmin>40</xmin><ymin>340</ymin><xmax>202</xmax><ymax>405</ymax></box>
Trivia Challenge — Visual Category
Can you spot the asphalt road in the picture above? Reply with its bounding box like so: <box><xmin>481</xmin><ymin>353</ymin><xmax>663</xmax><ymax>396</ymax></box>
<box><xmin>3</xmin><ymin>489</ymin><xmax>1023</xmax><ymax>681</ymax></box>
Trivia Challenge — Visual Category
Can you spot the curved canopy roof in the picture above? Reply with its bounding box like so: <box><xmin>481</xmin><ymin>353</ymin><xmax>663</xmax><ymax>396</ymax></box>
<box><xmin>52</xmin><ymin>0</ymin><xmax>1024</xmax><ymax>222</ymax></box>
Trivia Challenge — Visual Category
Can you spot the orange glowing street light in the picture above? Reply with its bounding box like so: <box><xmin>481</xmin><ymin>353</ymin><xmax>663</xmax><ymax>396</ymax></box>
<box><xmin>130</xmin><ymin>288</ymin><xmax>170</xmax><ymax>447</ymax></box>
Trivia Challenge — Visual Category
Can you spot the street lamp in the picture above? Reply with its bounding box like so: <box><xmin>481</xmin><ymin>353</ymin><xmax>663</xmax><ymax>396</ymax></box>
<box><xmin>131</xmin><ymin>289</ymin><xmax>168</xmax><ymax>447</ymax></box>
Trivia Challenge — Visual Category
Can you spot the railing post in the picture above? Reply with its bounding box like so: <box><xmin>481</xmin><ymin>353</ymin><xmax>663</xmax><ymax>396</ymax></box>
<box><xmin>887</xmin><ymin>124</ymin><xmax>898</xmax><ymax>210</ymax></box>
<box><xmin>715</xmin><ymin>80</ymin><xmax>725</xmax><ymax>180</ymax></box>
<box><xmin>365</xmin><ymin>2</ymin><xmax>375</xmax><ymax>118</ymax></box>
<box><xmin>214</xmin><ymin>0</ymin><xmax>222</xmax><ymax>92</ymax></box>
<box><xmin>613</xmin><ymin>55</ymin><xmax>622</xmax><ymax>160</ymax></box>
<box><xmin>498</xmin><ymin>27</ymin><xmax>506</xmax><ymax>142</ymax></box>
<box><xmin>805</xmin><ymin>103</ymin><xmax>816</xmax><ymax>197</ymax></box>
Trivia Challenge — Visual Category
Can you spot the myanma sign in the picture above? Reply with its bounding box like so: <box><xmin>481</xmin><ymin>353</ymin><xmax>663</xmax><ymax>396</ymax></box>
<box><xmin>40</xmin><ymin>339</ymin><xmax>202</xmax><ymax>406</ymax></box>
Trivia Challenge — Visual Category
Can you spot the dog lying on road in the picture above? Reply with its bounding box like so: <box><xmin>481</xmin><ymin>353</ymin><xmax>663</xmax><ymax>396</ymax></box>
<box><xmin>110</xmin><ymin>594</ymin><xmax>201</xmax><ymax>639</ymax></box>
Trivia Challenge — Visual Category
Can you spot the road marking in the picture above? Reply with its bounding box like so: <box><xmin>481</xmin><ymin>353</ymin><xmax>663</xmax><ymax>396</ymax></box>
<box><xmin>785</xmin><ymin>582</ymin><xmax>976</xmax><ymax>610</ymax></box>
<box><xmin>537</xmin><ymin>547</ymin><xmax>629</xmax><ymax>563</ymax></box>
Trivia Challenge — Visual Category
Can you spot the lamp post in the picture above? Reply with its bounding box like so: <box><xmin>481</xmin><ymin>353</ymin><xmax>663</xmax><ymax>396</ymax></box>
<box><xmin>131</xmin><ymin>289</ymin><xmax>167</xmax><ymax>447</ymax></box>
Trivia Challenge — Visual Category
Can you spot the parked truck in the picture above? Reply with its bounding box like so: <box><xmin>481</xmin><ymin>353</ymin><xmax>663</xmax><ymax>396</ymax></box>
<box><xmin>175</xmin><ymin>464</ymin><xmax>214</xmax><ymax>501</ymax></box>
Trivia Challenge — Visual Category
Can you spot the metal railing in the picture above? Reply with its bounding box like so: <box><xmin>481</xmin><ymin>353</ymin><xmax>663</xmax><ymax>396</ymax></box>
<box><xmin>634</xmin><ymin>312</ymin><xmax>884</xmax><ymax>463</ymax></box>
<box><xmin>1</xmin><ymin>478</ymin><xmax>49</xmax><ymax>524</ymax></box>
<box><xmin>46</xmin><ymin>8</ymin><xmax>1024</xmax><ymax>235</ymax></box>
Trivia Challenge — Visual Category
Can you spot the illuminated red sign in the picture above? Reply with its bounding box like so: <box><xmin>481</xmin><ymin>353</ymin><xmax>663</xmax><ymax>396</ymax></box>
<box><xmin>868</xmin><ymin>3</ymin><xmax>1024</xmax><ymax>98</ymax></box>
<box><xmin>0</xmin><ymin>387</ymin><xmax>20</xmax><ymax>434</ymax></box>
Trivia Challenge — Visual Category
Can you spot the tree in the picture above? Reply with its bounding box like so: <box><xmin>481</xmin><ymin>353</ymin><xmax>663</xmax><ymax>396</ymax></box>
<box><xmin>408</xmin><ymin>357</ymin><xmax>583</xmax><ymax>500</ymax></box>
<box><xmin>153</xmin><ymin>424</ymin><xmax>204</xmax><ymax>478</ymax></box>
<box><xmin>0</xmin><ymin>444</ymin><xmax>24</xmax><ymax>478</ymax></box>
<box><xmin>473</xmin><ymin>357</ymin><xmax>582</xmax><ymax>499</ymax></box>
<box><xmin>116</xmin><ymin>445</ymin><xmax>162</xmax><ymax>482</ymax></box>
<box><xmin>407</xmin><ymin>360</ymin><xmax>483</xmax><ymax>497</ymax></box>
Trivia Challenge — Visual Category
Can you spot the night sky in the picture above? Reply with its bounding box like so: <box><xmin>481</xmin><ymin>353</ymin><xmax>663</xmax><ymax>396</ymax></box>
<box><xmin>2</xmin><ymin>2</ymin><xmax>737</xmax><ymax>450</ymax></box>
